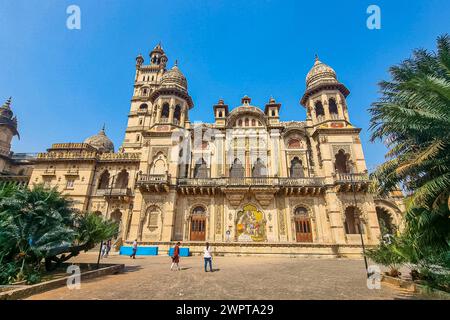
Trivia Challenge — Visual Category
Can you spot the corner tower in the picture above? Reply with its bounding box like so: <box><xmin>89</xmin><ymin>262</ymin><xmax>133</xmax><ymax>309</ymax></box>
<box><xmin>123</xmin><ymin>43</ymin><xmax>193</xmax><ymax>153</ymax></box>
<box><xmin>0</xmin><ymin>97</ymin><xmax>19</xmax><ymax>172</ymax></box>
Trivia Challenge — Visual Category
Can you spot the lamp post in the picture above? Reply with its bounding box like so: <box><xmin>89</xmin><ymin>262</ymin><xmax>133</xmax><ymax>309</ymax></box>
<box><xmin>96</xmin><ymin>174</ymin><xmax>117</xmax><ymax>269</ymax></box>
<box><xmin>348</xmin><ymin>162</ymin><xmax>370</xmax><ymax>278</ymax></box>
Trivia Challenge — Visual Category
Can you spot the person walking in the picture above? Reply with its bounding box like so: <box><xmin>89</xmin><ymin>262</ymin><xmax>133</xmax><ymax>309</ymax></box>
<box><xmin>101</xmin><ymin>242</ymin><xmax>108</xmax><ymax>258</ymax></box>
<box><xmin>130</xmin><ymin>239</ymin><xmax>138</xmax><ymax>259</ymax></box>
<box><xmin>204</xmin><ymin>242</ymin><xmax>213</xmax><ymax>272</ymax></box>
<box><xmin>105</xmin><ymin>239</ymin><xmax>112</xmax><ymax>257</ymax></box>
<box><xmin>170</xmin><ymin>242</ymin><xmax>181</xmax><ymax>271</ymax></box>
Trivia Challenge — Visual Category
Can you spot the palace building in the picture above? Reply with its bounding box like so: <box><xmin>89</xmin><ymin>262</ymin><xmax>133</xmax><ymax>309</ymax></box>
<box><xmin>1</xmin><ymin>43</ymin><xmax>405</xmax><ymax>257</ymax></box>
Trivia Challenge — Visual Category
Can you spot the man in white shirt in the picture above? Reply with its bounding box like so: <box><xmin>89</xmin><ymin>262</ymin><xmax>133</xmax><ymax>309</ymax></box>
<box><xmin>130</xmin><ymin>239</ymin><xmax>138</xmax><ymax>259</ymax></box>
<box><xmin>203</xmin><ymin>242</ymin><xmax>213</xmax><ymax>272</ymax></box>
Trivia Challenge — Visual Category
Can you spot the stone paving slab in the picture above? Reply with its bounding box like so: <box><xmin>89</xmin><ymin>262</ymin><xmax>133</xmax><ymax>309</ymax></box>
<box><xmin>26</xmin><ymin>253</ymin><xmax>427</xmax><ymax>300</ymax></box>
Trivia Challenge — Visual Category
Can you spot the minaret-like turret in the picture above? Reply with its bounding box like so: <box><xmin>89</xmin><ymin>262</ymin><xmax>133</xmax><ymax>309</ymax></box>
<box><xmin>0</xmin><ymin>97</ymin><xmax>19</xmax><ymax>158</ymax></box>
<box><xmin>301</xmin><ymin>55</ymin><xmax>350</xmax><ymax>126</ymax></box>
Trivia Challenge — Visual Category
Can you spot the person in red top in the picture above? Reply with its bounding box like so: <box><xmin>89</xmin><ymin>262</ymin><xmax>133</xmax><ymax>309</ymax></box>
<box><xmin>170</xmin><ymin>242</ymin><xmax>181</xmax><ymax>271</ymax></box>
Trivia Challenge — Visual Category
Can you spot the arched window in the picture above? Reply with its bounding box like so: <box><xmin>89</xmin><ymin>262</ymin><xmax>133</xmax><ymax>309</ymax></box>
<box><xmin>139</xmin><ymin>103</ymin><xmax>148</xmax><ymax>110</ymax></box>
<box><xmin>251</xmin><ymin>119</ymin><xmax>256</xmax><ymax>126</ymax></box>
<box><xmin>294</xmin><ymin>207</ymin><xmax>309</xmax><ymax>216</ymax></box>
<box><xmin>192</xmin><ymin>206</ymin><xmax>206</xmax><ymax>215</ymax></box>
<box><xmin>252</xmin><ymin>158</ymin><xmax>267</xmax><ymax>177</ymax></box>
<box><xmin>174</xmin><ymin>105</ymin><xmax>181</xmax><ymax>122</ymax></box>
<box><xmin>329</xmin><ymin>98</ymin><xmax>338</xmax><ymax>115</ymax></box>
<box><xmin>315</xmin><ymin>101</ymin><xmax>325</xmax><ymax>117</ymax></box>
<box><xmin>335</xmin><ymin>149</ymin><xmax>350</xmax><ymax>173</ymax></box>
<box><xmin>271</xmin><ymin>110</ymin><xmax>276</xmax><ymax>117</ymax></box>
<box><xmin>344</xmin><ymin>206</ymin><xmax>361</xmax><ymax>234</ymax></box>
<box><xmin>230</xmin><ymin>158</ymin><xmax>245</xmax><ymax>178</ymax></box>
<box><xmin>115</xmin><ymin>169</ymin><xmax>129</xmax><ymax>189</ymax></box>
<box><xmin>151</xmin><ymin>153</ymin><xmax>167</xmax><ymax>175</ymax></box>
<box><xmin>110</xmin><ymin>209</ymin><xmax>122</xmax><ymax>223</ymax></box>
<box><xmin>238</xmin><ymin>119</ymin><xmax>243</xmax><ymax>126</ymax></box>
<box><xmin>161</xmin><ymin>103</ymin><xmax>170</xmax><ymax>119</ymax></box>
<box><xmin>194</xmin><ymin>158</ymin><xmax>208</xmax><ymax>178</ymax></box>
<box><xmin>290</xmin><ymin>157</ymin><xmax>304</xmax><ymax>178</ymax></box>
<box><xmin>218</xmin><ymin>111</ymin><xmax>223</xmax><ymax>118</ymax></box>
<box><xmin>98</xmin><ymin>170</ymin><xmax>110</xmax><ymax>189</ymax></box>
<box><xmin>245</xmin><ymin>118</ymin><xmax>249</xmax><ymax>126</ymax></box>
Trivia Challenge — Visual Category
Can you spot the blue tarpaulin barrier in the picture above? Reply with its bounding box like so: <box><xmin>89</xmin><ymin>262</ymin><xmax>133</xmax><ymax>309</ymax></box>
<box><xmin>168</xmin><ymin>247</ymin><xmax>190</xmax><ymax>257</ymax></box>
<box><xmin>120</xmin><ymin>246</ymin><xmax>158</xmax><ymax>256</ymax></box>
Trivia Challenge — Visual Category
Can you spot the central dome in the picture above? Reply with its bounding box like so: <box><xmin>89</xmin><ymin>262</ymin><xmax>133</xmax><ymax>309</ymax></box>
<box><xmin>161</xmin><ymin>64</ymin><xmax>188</xmax><ymax>91</ymax></box>
<box><xmin>305</xmin><ymin>56</ymin><xmax>338</xmax><ymax>89</ymax></box>
<box><xmin>84</xmin><ymin>127</ymin><xmax>114</xmax><ymax>153</ymax></box>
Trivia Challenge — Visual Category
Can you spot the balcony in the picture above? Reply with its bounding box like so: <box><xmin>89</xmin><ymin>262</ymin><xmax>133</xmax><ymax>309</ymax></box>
<box><xmin>177</xmin><ymin>177</ymin><xmax>325</xmax><ymax>195</ymax></box>
<box><xmin>96</xmin><ymin>188</ymin><xmax>133</xmax><ymax>197</ymax></box>
<box><xmin>136</xmin><ymin>173</ymin><xmax>170</xmax><ymax>192</ymax></box>
<box><xmin>334</xmin><ymin>172</ymin><xmax>370</xmax><ymax>192</ymax></box>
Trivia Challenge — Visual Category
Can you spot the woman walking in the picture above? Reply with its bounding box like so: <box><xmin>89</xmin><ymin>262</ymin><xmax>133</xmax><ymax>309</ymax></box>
<box><xmin>171</xmin><ymin>242</ymin><xmax>181</xmax><ymax>271</ymax></box>
<box><xmin>204</xmin><ymin>242</ymin><xmax>213</xmax><ymax>272</ymax></box>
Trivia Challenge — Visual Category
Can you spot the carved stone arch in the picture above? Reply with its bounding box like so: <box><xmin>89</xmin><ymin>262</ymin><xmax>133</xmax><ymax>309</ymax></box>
<box><xmin>341</xmin><ymin>204</ymin><xmax>366</xmax><ymax>222</ymax></box>
<box><xmin>292</xmin><ymin>204</ymin><xmax>314</xmax><ymax>220</ymax></box>
<box><xmin>374</xmin><ymin>200</ymin><xmax>403</xmax><ymax>231</ymax></box>
<box><xmin>149</xmin><ymin>152</ymin><xmax>167</xmax><ymax>175</ymax></box>
<box><xmin>186</xmin><ymin>203</ymin><xmax>209</xmax><ymax>221</ymax></box>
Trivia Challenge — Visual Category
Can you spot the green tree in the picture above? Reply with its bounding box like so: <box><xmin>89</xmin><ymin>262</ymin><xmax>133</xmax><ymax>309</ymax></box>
<box><xmin>368</xmin><ymin>35</ymin><xmax>450</xmax><ymax>290</ymax></box>
<box><xmin>0</xmin><ymin>183</ymin><xmax>118</xmax><ymax>284</ymax></box>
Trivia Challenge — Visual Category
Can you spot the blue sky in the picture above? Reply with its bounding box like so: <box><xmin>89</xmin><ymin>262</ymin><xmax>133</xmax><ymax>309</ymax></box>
<box><xmin>1</xmin><ymin>0</ymin><xmax>449</xmax><ymax>171</ymax></box>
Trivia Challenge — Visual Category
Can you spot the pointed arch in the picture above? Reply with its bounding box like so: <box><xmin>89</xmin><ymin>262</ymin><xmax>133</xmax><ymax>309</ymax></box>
<box><xmin>290</xmin><ymin>157</ymin><xmax>304</xmax><ymax>178</ymax></box>
<box><xmin>98</xmin><ymin>170</ymin><xmax>110</xmax><ymax>189</ymax></box>
<box><xmin>230</xmin><ymin>158</ymin><xmax>245</xmax><ymax>178</ymax></box>
<box><xmin>252</xmin><ymin>158</ymin><xmax>267</xmax><ymax>177</ymax></box>
<box><xmin>194</xmin><ymin>158</ymin><xmax>208</xmax><ymax>178</ymax></box>
<box><xmin>335</xmin><ymin>149</ymin><xmax>350</xmax><ymax>173</ymax></box>
<box><xmin>114</xmin><ymin>169</ymin><xmax>129</xmax><ymax>189</ymax></box>
<box><xmin>315</xmin><ymin>101</ymin><xmax>325</xmax><ymax>117</ymax></box>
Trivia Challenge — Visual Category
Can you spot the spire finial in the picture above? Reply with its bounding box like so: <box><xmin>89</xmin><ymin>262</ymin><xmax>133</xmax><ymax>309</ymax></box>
<box><xmin>101</xmin><ymin>123</ymin><xmax>106</xmax><ymax>133</ymax></box>
<box><xmin>315</xmin><ymin>54</ymin><xmax>319</xmax><ymax>62</ymax></box>
<box><xmin>174</xmin><ymin>59</ymin><xmax>178</xmax><ymax>67</ymax></box>
<box><xmin>2</xmin><ymin>97</ymin><xmax>12</xmax><ymax>109</ymax></box>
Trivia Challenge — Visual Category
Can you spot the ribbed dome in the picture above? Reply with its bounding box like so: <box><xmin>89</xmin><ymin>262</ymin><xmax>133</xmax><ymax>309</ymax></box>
<box><xmin>161</xmin><ymin>64</ymin><xmax>188</xmax><ymax>91</ymax></box>
<box><xmin>305</xmin><ymin>56</ymin><xmax>338</xmax><ymax>89</ymax></box>
<box><xmin>84</xmin><ymin>127</ymin><xmax>114</xmax><ymax>153</ymax></box>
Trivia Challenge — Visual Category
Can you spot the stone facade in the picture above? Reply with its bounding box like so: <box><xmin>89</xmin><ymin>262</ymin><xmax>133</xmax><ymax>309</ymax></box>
<box><xmin>2</xmin><ymin>44</ymin><xmax>406</xmax><ymax>256</ymax></box>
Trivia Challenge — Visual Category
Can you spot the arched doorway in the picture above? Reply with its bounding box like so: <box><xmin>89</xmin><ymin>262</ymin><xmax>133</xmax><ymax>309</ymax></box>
<box><xmin>290</xmin><ymin>157</ymin><xmax>304</xmax><ymax>178</ymax></box>
<box><xmin>294</xmin><ymin>207</ymin><xmax>313</xmax><ymax>242</ymax></box>
<box><xmin>230</xmin><ymin>158</ymin><xmax>245</xmax><ymax>178</ymax></box>
<box><xmin>190</xmin><ymin>206</ymin><xmax>206</xmax><ymax>241</ymax></box>
<box><xmin>114</xmin><ymin>169</ymin><xmax>129</xmax><ymax>189</ymax></box>
<box><xmin>194</xmin><ymin>158</ymin><xmax>208</xmax><ymax>178</ymax></box>
<box><xmin>98</xmin><ymin>170</ymin><xmax>110</xmax><ymax>189</ymax></box>
<box><xmin>344</xmin><ymin>206</ymin><xmax>362</xmax><ymax>234</ymax></box>
<box><xmin>376</xmin><ymin>207</ymin><xmax>395</xmax><ymax>236</ymax></box>
<box><xmin>335</xmin><ymin>149</ymin><xmax>350</xmax><ymax>173</ymax></box>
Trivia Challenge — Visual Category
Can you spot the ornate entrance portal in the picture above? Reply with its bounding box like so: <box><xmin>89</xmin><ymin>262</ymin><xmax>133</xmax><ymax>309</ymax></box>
<box><xmin>294</xmin><ymin>207</ymin><xmax>313</xmax><ymax>242</ymax></box>
<box><xmin>190</xmin><ymin>206</ymin><xmax>206</xmax><ymax>241</ymax></box>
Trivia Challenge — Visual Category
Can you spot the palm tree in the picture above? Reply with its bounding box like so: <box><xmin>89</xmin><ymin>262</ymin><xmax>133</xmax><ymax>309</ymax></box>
<box><xmin>369</xmin><ymin>34</ymin><xmax>450</xmax><ymax>211</ymax></box>
<box><xmin>0</xmin><ymin>183</ymin><xmax>118</xmax><ymax>283</ymax></box>
<box><xmin>369</xmin><ymin>34</ymin><xmax>450</xmax><ymax>254</ymax></box>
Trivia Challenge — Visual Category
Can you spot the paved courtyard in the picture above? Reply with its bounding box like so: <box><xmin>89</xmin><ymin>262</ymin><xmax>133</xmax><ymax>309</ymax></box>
<box><xmin>27</xmin><ymin>252</ymin><xmax>423</xmax><ymax>300</ymax></box>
